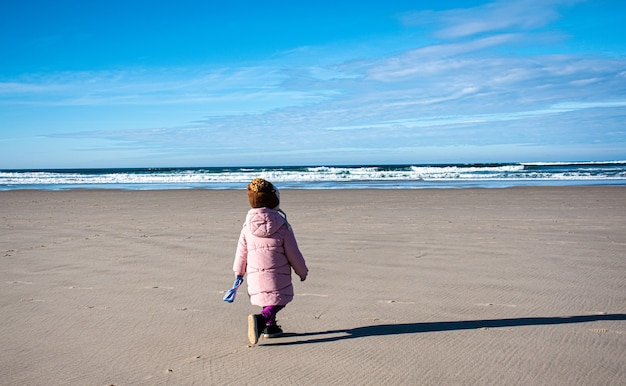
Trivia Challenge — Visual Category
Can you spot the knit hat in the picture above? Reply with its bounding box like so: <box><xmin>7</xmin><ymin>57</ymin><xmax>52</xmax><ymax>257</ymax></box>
<box><xmin>247</xmin><ymin>178</ymin><xmax>280</xmax><ymax>209</ymax></box>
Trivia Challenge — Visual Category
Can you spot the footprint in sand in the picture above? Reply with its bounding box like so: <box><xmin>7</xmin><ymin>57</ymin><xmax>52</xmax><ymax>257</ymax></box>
<box><xmin>379</xmin><ymin>299</ymin><xmax>416</xmax><ymax>304</ymax></box>
<box><xmin>84</xmin><ymin>305</ymin><xmax>111</xmax><ymax>310</ymax></box>
<box><xmin>145</xmin><ymin>285</ymin><xmax>175</xmax><ymax>290</ymax></box>
<box><xmin>175</xmin><ymin>307</ymin><xmax>205</xmax><ymax>313</ymax></box>
<box><xmin>589</xmin><ymin>328</ymin><xmax>625</xmax><ymax>335</ymax></box>
<box><xmin>364</xmin><ymin>317</ymin><xmax>397</xmax><ymax>323</ymax></box>
<box><xmin>297</xmin><ymin>293</ymin><xmax>328</xmax><ymax>297</ymax></box>
<box><xmin>20</xmin><ymin>298</ymin><xmax>43</xmax><ymax>302</ymax></box>
<box><xmin>476</xmin><ymin>303</ymin><xmax>517</xmax><ymax>308</ymax></box>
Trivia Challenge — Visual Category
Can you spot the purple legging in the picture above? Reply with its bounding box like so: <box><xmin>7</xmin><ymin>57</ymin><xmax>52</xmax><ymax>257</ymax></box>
<box><xmin>261</xmin><ymin>305</ymin><xmax>284</xmax><ymax>325</ymax></box>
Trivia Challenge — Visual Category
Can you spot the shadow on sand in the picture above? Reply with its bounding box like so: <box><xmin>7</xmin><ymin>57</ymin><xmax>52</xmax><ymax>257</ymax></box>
<box><xmin>263</xmin><ymin>314</ymin><xmax>626</xmax><ymax>346</ymax></box>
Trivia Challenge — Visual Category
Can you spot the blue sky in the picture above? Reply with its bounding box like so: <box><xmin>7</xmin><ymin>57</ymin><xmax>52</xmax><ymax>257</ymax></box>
<box><xmin>1</xmin><ymin>0</ymin><xmax>625</xmax><ymax>168</ymax></box>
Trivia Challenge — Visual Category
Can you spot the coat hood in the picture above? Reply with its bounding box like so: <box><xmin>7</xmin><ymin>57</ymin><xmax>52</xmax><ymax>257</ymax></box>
<box><xmin>245</xmin><ymin>207</ymin><xmax>286</xmax><ymax>237</ymax></box>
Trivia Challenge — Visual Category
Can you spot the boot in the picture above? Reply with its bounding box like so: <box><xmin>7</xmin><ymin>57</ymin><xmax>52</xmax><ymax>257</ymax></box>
<box><xmin>263</xmin><ymin>322</ymin><xmax>284</xmax><ymax>338</ymax></box>
<box><xmin>247</xmin><ymin>314</ymin><xmax>266</xmax><ymax>344</ymax></box>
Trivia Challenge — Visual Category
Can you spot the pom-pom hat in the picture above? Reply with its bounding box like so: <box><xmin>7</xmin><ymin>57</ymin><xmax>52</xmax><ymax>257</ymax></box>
<box><xmin>247</xmin><ymin>178</ymin><xmax>280</xmax><ymax>209</ymax></box>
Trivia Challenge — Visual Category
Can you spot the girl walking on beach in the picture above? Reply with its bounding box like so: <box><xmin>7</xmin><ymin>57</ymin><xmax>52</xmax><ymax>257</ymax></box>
<box><xmin>233</xmin><ymin>178</ymin><xmax>308</xmax><ymax>345</ymax></box>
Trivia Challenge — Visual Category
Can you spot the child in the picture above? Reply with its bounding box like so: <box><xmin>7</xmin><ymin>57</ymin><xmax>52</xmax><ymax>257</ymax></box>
<box><xmin>233</xmin><ymin>178</ymin><xmax>308</xmax><ymax>345</ymax></box>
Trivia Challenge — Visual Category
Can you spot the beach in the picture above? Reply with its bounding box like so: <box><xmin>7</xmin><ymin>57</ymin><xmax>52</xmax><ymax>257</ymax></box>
<box><xmin>1</xmin><ymin>187</ymin><xmax>625</xmax><ymax>385</ymax></box>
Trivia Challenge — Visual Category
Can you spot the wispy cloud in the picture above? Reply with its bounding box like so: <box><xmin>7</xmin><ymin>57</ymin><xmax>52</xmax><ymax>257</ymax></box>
<box><xmin>23</xmin><ymin>40</ymin><xmax>626</xmax><ymax>147</ymax></box>
<box><xmin>401</xmin><ymin>0</ymin><xmax>582</xmax><ymax>39</ymax></box>
<box><xmin>0</xmin><ymin>67</ymin><xmax>333</xmax><ymax>113</ymax></box>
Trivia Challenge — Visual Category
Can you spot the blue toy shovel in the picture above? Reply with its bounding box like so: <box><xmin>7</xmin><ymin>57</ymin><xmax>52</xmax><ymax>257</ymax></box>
<box><xmin>223</xmin><ymin>276</ymin><xmax>244</xmax><ymax>303</ymax></box>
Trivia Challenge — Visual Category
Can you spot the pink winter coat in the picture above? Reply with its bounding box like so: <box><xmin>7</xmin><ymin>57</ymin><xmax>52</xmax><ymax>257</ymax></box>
<box><xmin>233</xmin><ymin>207</ymin><xmax>308</xmax><ymax>307</ymax></box>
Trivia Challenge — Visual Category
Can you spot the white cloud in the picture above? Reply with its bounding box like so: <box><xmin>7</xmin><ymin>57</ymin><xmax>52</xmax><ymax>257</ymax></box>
<box><xmin>401</xmin><ymin>0</ymin><xmax>582</xmax><ymax>39</ymax></box>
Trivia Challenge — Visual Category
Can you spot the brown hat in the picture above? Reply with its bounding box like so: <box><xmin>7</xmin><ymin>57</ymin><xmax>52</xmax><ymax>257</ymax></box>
<box><xmin>247</xmin><ymin>178</ymin><xmax>280</xmax><ymax>209</ymax></box>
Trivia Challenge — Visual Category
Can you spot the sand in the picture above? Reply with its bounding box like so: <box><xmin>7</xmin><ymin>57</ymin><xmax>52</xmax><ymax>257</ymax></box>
<box><xmin>1</xmin><ymin>187</ymin><xmax>625</xmax><ymax>385</ymax></box>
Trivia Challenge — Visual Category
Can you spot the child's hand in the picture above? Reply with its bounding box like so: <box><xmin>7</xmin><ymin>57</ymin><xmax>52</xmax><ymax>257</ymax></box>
<box><xmin>300</xmin><ymin>275</ymin><xmax>307</xmax><ymax>282</ymax></box>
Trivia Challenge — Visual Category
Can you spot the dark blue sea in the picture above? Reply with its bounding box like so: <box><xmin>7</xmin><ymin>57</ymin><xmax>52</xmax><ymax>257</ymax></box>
<box><xmin>1</xmin><ymin>161</ymin><xmax>626</xmax><ymax>190</ymax></box>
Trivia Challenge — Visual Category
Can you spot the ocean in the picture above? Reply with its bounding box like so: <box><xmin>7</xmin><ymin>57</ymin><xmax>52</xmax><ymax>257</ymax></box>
<box><xmin>1</xmin><ymin>161</ymin><xmax>626</xmax><ymax>190</ymax></box>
